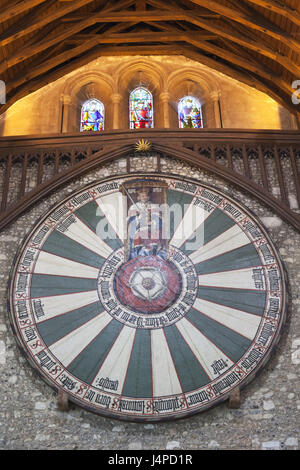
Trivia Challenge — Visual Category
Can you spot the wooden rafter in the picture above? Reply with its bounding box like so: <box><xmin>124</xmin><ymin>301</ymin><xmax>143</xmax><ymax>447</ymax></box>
<box><xmin>83</xmin><ymin>2</ymin><xmax>298</xmax><ymax>78</ymax></box>
<box><xmin>4</xmin><ymin>26</ymin><xmax>292</xmax><ymax>103</ymax></box>
<box><xmin>65</xmin><ymin>30</ymin><xmax>293</xmax><ymax>91</ymax></box>
<box><xmin>0</xmin><ymin>0</ymin><xmax>97</xmax><ymax>47</ymax></box>
<box><xmin>0</xmin><ymin>1</ymin><xmax>135</xmax><ymax>73</ymax></box>
<box><xmin>189</xmin><ymin>0</ymin><xmax>300</xmax><ymax>52</ymax></box>
<box><xmin>135</xmin><ymin>0</ymin><xmax>146</xmax><ymax>9</ymax></box>
<box><xmin>0</xmin><ymin>0</ymin><xmax>47</xmax><ymax>24</ymax></box>
<box><xmin>219</xmin><ymin>38</ymin><xmax>294</xmax><ymax>99</ymax></box>
<box><xmin>186</xmin><ymin>15</ymin><xmax>297</xmax><ymax>76</ymax></box>
<box><xmin>246</xmin><ymin>0</ymin><xmax>300</xmax><ymax>27</ymax></box>
<box><xmin>70</xmin><ymin>31</ymin><xmax>218</xmax><ymax>42</ymax></box>
<box><xmin>58</xmin><ymin>8</ymin><xmax>300</xmax><ymax>71</ymax></box>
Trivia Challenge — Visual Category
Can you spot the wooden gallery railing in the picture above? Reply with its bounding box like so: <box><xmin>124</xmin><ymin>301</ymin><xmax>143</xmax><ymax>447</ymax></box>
<box><xmin>0</xmin><ymin>129</ymin><xmax>299</xmax><ymax>233</ymax></box>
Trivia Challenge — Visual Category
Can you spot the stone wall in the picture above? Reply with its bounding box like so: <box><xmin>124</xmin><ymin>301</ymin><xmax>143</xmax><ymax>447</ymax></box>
<box><xmin>0</xmin><ymin>55</ymin><xmax>297</xmax><ymax>137</ymax></box>
<box><xmin>0</xmin><ymin>155</ymin><xmax>299</xmax><ymax>450</ymax></box>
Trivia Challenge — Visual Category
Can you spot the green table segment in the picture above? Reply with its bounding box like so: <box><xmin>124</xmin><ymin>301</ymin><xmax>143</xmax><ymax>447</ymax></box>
<box><xmin>8</xmin><ymin>174</ymin><xmax>287</xmax><ymax>421</ymax></box>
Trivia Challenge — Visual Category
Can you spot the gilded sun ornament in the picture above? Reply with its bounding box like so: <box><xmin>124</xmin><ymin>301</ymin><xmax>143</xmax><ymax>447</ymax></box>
<box><xmin>135</xmin><ymin>139</ymin><xmax>152</xmax><ymax>152</ymax></box>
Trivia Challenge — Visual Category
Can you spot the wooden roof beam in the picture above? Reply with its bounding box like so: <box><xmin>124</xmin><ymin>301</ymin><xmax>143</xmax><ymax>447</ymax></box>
<box><xmin>144</xmin><ymin>21</ymin><xmax>185</xmax><ymax>32</ymax></box>
<box><xmin>189</xmin><ymin>0</ymin><xmax>300</xmax><ymax>54</ymax></box>
<box><xmin>0</xmin><ymin>8</ymin><xmax>298</xmax><ymax>78</ymax></box>
<box><xmin>135</xmin><ymin>0</ymin><xmax>146</xmax><ymax>9</ymax></box>
<box><xmin>185</xmin><ymin>37</ymin><xmax>293</xmax><ymax>96</ymax></box>
<box><xmin>0</xmin><ymin>2</ymin><xmax>137</xmax><ymax>74</ymax></box>
<box><xmin>5</xmin><ymin>39</ymin><xmax>99</xmax><ymax>95</ymax></box>
<box><xmin>96</xmin><ymin>4</ymin><xmax>299</xmax><ymax>77</ymax></box>
<box><xmin>0</xmin><ymin>10</ymin><xmax>188</xmax><ymax>74</ymax></box>
<box><xmin>0</xmin><ymin>5</ymin><xmax>298</xmax><ymax>80</ymax></box>
<box><xmin>148</xmin><ymin>0</ymin><xmax>220</xmax><ymax>17</ymax></box>
<box><xmin>60</xmin><ymin>11</ymin><xmax>187</xmax><ymax>22</ymax></box>
<box><xmin>6</xmin><ymin>30</ymin><xmax>292</xmax><ymax>101</ymax></box>
<box><xmin>217</xmin><ymin>37</ymin><xmax>294</xmax><ymax>96</ymax></box>
<box><xmin>5</xmin><ymin>30</ymin><xmax>215</xmax><ymax>94</ymax></box>
<box><xmin>0</xmin><ymin>0</ymin><xmax>47</xmax><ymax>24</ymax></box>
<box><xmin>70</xmin><ymin>31</ymin><xmax>218</xmax><ymax>42</ymax></box>
<box><xmin>93</xmin><ymin>21</ymin><xmax>140</xmax><ymax>36</ymax></box>
<box><xmin>183</xmin><ymin>12</ymin><xmax>299</xmax><ymax>77</ymax></box>
<box><xmin>5</xmin><ymin>22</ymin><xmax>187</xmax><ymax>94</ymax></box>
<box><xmin>246</xmin><ymin>0</ymin><xmax>300</xmax><ymax>27</ymax></box>
<box><xmin>0</xmin><ymin>0</ymin><xmax>98</xmax><ymax>47</ymax></box>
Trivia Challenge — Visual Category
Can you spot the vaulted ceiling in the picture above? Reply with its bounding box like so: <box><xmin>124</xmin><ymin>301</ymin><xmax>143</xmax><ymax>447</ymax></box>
<box><xmin>0</xmin><ymin>0</ymin><xmax>300</xmax><ymax>118</ymax></box>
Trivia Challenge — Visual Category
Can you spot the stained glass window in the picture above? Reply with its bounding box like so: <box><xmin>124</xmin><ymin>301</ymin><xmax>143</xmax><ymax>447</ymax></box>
<box><xmin>80</xmin><ymin>99</ymin><xmax>105</xmax><ymax>132</ymax></box>
<box><xmin>178</xmin><ymin>96</ymin><xmax>203</xmax><ymax>128</ymax></box>
<box><xmin>129</xmin><ymin>87</ymin><xmax>153</xmax><ymax>129</ymax></box>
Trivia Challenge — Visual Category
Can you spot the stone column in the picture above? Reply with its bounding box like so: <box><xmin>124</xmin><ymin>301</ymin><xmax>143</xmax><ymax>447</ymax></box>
<box><xmin>210</xmin><ymin>91</ymin><xmax>222</xmax><ymax>128</ymax></box>
<box><xmin>160</xmin><ymin>91</ymin><xmax>171</xmax><ymax>129</ymax></box>
<box><xmin>111</xmin><ymin>93</ymin><xmax>123</xmax><ymax>130</ymax></box>
<box><xmin>60</xmin><ymin>94</ymin><xmax>72</xmax><ymax>133</ymax></box>
<box><xmin>290</xmin><ymin>114</ymin><xmax>298</xmax><ymax>130</ymax></box>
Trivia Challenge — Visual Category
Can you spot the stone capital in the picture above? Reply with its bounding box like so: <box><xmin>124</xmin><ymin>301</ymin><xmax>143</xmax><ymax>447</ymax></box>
<box><xmin>159</xmin><ymin>91</ymin><xmax>170</xmax><ymax>103</ymax></box>
<box><xmin>111</xmin><ymin>93</ymin><xmax>123</xmax><ymax>104</ymax></box>
<box><xmin>60</xmin><ymin>94</ymin><xmax>72</xmax><ymax>105</ymax></box>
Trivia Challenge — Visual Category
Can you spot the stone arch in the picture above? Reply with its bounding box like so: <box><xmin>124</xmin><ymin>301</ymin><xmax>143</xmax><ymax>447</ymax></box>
<box><xmin>61</xmin><ymin>70</ymin><xmax>115</xmax><ymax>132</ymax></box>
<box><xmin>114</xmin><ymin>58</ymin><xmax>167</xmax><ymax>129</ymax></box>
<box><xmin>166</xmin><ymin>69</ymin><xmax>222</xmax><ymax>128</ymax></box>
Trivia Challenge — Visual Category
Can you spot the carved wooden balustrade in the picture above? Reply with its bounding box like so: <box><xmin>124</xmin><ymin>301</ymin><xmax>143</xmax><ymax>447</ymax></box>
<box><xmin>0</xmin><ymin>129</ymin><xmax>299</xmax><ymax>232</ymax></box>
